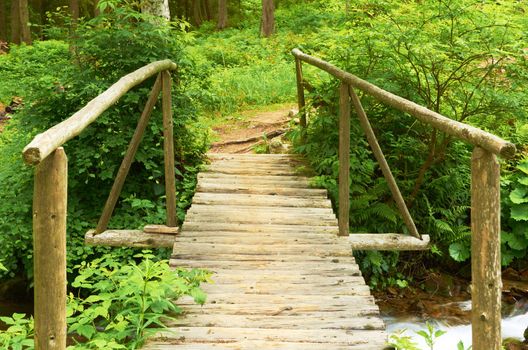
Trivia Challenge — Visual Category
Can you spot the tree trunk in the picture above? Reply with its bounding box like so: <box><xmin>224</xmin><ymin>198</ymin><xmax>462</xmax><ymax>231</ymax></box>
<box><xmin>93</xmin><ymin>0</ymin><xmax>100</xmax><ymax>16</ymax></box>
<box><xmin>203</xmin><ymin>0</ymin><xmax>212</xmax><ymax>20</ymax></box>
<box><xmin>18</xmin><ymin>0</ymin><xmax>31</xmax><ymax>44</ymax></box>
<box><xmin>193</xmin><ymin>0</ymin><xmax>203</xmax><ymax>26</ymax></box>
<box><xmin>70</xmin><ymin>0</ymin><xmax>79</xmax><ymax>25</ymax></box>
<box><xmin>11</xmin><ymin>0</ymin><xmax>21</xmax><ymax>44</ymax></box>
<box><xmin>261</xmin><ymin>0</ymin><xmax>274</xmax><ymax>37</ymax></box>
<box><xmin>217</xmin><ymin>0</ymin><xmax>228</xmax><ymax>30</ymax></box>
<box><xmin>141</xmin><ymin>0</ymin><xmax>170</xmax><ymax>20</ymax></box>
<box><xmin>0</xmin><ymin>0</ymin><xmax>6</xmax><ymax>42</ymax></box>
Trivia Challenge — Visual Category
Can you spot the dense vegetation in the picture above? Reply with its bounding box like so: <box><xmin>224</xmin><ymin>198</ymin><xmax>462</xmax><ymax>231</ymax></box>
<box><xmin>0</xmin><ymin>0</ymin><xmax>527</xmax><ymax>348</ymax></box>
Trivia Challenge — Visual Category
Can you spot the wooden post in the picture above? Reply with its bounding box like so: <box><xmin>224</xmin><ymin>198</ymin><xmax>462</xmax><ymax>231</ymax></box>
<box><xmin>33</xmin><ymin>148</ymin><xmax>67</xmax><ymax>350</ymax></box>
<box><xmin>95</xmin><ymin>75</ymin><xmax>162</xmax><ymax>234</ymax></box>
<box><xmin>338</xmin><ymin>82</ymin><xmax>350</xmax><ymax>236</ymax></box>
<box><xmin>471</xmin><ymin>147</ymin><xmax>501</xmax><ymax>350</ymax></box>
<box><xmin>162</xmin><ymin>71</ymin><xmax>177</xmax><ymax>227</ymax></box>
<box><xmin>294</xmin><ymin>57</ymin><xmax>307</xmax><ymax>142</ymax></box>
<box><xmin>349</xmin><ymin>87</ymin><xmax>420</xmax><ymax>239</ymax></box>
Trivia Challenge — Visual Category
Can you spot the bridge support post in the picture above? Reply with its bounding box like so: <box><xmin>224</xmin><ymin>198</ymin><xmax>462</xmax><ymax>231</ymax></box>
<box><xmin>471</xmin><ymin>147</ymin><xmax>501</xmax><ymax>350</ymax></box>
<box><xmin>294</xmin><ymin>57</ymin><xmax>307</xmax><ymax>143</ymax></box>
<box><xmin>33</xmin><ymin>147</ymin><xmax>67</xmax><ymax>350</ymax></box>
<box><xmin>162</xmin><ymin>71</ymin><xmax>178</xmax><ymax>227</ymax></box>
<box><xmin>338</xmin><ymin>83</ymin><xmax>350</xmax><ymax>236</ymax></box>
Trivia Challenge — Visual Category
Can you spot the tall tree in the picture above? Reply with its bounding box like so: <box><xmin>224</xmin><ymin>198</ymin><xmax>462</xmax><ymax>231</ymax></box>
<box><xmin>11</xmin><ymin>0</ymin><xmax>21</xmax><ymax>44</ymax></box>
<box><xmin>261</xmin><ymin>0</ymin><xmax>274</xmax><ymax>37</ymax></box>
<box><xmin>0</xmin><ymin>1</ymin><xmax>6</xmax><ymax>42</ymax></box>
<box><xmin>18</xmin><ymin>0</ymin><xmax>31</xmax><ymax>44</ymax></box>
<box><xmin>217</xmin><ymin>0</ymin><xmax>228</xmax><ymax>30</ymax></box>
<box><xmin>142</xmin><ymin>0</ymin><xmax>170</xmax><ymax>20</ymax></box>
<box><xmin>70</xmin><ymin>0</ymin><xmax>79</xmax><ymax>25</ymax></box>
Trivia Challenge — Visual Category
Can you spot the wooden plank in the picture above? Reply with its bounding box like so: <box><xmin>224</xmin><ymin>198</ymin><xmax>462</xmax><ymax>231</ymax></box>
<box><xmin>174</xmin><ymin>234</ymin><xmax>347</xmax><ymax>245</ymax></box>
<box><xmin>203</xmin><ymin>167</ymin><xmax>306</xmax><ymax>176</ymax></box>
<box><xmin>205</xmin><ymin>273</ymin><xmax>365</xmax><ymax>285</ymax></box>
<box><xmin>471</xmin><ymin>147</ymin><xmax>501</xmax><ymax>350</ymax></box>
<box><xmin>148</xmin><ymin>327</ymin><xmax>386</xmax><ymax>345</ymax></box>
<box><xmin>192</xmin><ymin>193</ymin><xmax>331</xmax><ymax>208</ymax></box>
<box><xmin>85</xmin><ymin>229</ymin><xmax>174</xmax><ymax>248</ymax></box>
<box><xmin>349</xmin><ymin>234</ymin><xmax>431</xmax><ymax>250</ymax></box>
<box><xmin>171</xmin><ymin>253</ymin><xmax>355</xmax><ymax>263</ymax></box>
<box><xmin>198</xmin><ymin>173</ymin><xmax>310</xmax><ymax>182</ymax></box>
<box><xmin>197</xmin><ymin>178</ymin><xmax>311</xmax><ymax>189</ymax></box>
<box><xmin>208</xmin><ymin>153</ymin><xmax>301</xmax><ymax>159</ymax></box>
<box><xmin>181</xmin><ymin>222</ymin><xmax>339</xmax><ymax>234</ymax></box>
<box><xmin>295</xmin><ymin>57</ymin><xmax>307</xmax><ymax>140</ymax></box>
<box><xmin>165</xmin><ymin>313</ymin><xmax>385</xmax><ymax>330</ymax></box>
<box><xmin>196</xmin><ymin>281</ymin><xmax>371</xmax><ymax>296</ymax></box>
<box><xmin>184</xmin><ymin>215</ymin><xmax>337</xmax><ymax>226</ymax></box>
<box><xmin>144</xmin><ymin>340</ymin><xmax>386</xmax><ymax>350</ymax></box>
<box><xmin>187</xmin><ymin>204</ymin><xmax>335</xmax><ymax>215</ymax></box>
<box><xmin>338</xmin><ymin>82</ymin><xmax>350</xmax><ymax>236</ymax></box>
<box><xmin>207</xmin><ymin>162</ymin><xmax>300</xmax><ymax>171</ymax></box>
<box><xmin>143</xmin><ymin>224</ymin><xmax>179</xmax><ymax>234</ymax></box>
<box><xmin>183</xmin><ymin>266</ymin><xmax>362</xmax><ymax>277</ymax></box>
<box><xmin>196</xmin><ymin>183</ymin><xmax>327</xmax><ymax>196</ymax></box>
<box><xmin>162</xmin><ymin>71</ymin><xmax>177</xmax><ymax>227</ymax></box>
<box><xmin>95</xmin><ymin>76</ymin><xmax>162</xmax><ymax>234</ymax></box>
<box><xmin>170</xmin><ymin>260</ymin><xmax>359</xmax><ymax>271</ymax></box>
<box><xmin>33</xmin><ymin>148</ymin><xmax>67</xmax><ymax>350</ymax></box>
<box><xmin>172</xmin><ymin>242</ymin><xmax>350</xmax><ymax>256</ymax></box>
<box><xmin>178</xmin><ymin>293</ymin><xmax>374</xmax><ymax>306</ymax></box>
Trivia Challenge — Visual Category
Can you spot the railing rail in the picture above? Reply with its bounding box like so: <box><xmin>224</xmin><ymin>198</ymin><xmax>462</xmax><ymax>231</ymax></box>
<box><xmin>22</xmin><ymin>60</ymin><xmax>178</xmax><ymax>350</ymax></box>
<box><xmin>292</xmin><ymin>48</ymin><xmax>511</xmax><ymax>350</ymax></box>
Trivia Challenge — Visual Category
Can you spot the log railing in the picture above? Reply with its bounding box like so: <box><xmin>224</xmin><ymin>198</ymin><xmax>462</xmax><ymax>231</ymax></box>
<box><xmin>22</xmin><ymin>60</ymin><xmax>178</xmax><ymax>350</ymax></box>
<box><xmin>292</xmin><ymin>48</ymin><xmax>514</xmax><ymax>350</ymax></box>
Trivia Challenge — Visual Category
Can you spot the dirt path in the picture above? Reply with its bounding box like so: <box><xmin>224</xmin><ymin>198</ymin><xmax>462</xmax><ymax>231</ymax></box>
<box><xmin>209</xmin><ymin>105</ymin><xmax>296</xmax><ymax>154</ymax></box>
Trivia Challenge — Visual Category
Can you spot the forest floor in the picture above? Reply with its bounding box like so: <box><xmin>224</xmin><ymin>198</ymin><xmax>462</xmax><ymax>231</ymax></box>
<box><xmin>207</xmin><ymin>103</ymin><xmax>296</xmax><ymax>153</ymax></box>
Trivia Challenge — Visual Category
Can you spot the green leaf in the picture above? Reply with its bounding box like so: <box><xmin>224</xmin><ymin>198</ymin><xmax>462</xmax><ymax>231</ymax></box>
<box><xmin>510</xmin><ymin>187</ymin><xmax>528</xmax><ymax>204</ymax></box>
<box><xmin>511</xmin><ymin>204</ymin><xmax>528</xmax><ymax>221</ymax></box>
<box><xmin>517</xmin><ymin>161</ymin><xmax>528</xmax><ymax>175</ymax></box>
<box><xmin>449</xmin><ymin>242</ymin><xmax>470</xmax><ymax>262</ymax></box>
<box><xmin>76</xmin><ymin>324</ymin><xmax>96</xmax><ymax>339</ymax></box>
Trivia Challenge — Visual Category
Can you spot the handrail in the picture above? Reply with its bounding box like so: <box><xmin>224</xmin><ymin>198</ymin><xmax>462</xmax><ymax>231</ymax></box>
<box><xmin>23</xmin><ymin>59</ymin><xmax>177</xmax><ymax>165</ymax></box>
<box><xmin>292</xmin><ymin>48</ymin><xmax>516</xmax><ymax>158</ymax></box>
<box><xmin>22</xmin><ymin>60</ymin><xmax>178</xmax><ymax>350</ymax></box>
<box><xmin>292</xmin><ymin>48</ymin><xmax>508</xmax><ymax>349</ymax></box>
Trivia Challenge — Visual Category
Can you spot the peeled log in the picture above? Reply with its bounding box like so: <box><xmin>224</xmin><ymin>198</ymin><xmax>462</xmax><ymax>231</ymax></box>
<box><xmin>349</xmin><ymin>234</ymin><xmax>430</xmax><ymax>251</ymax></box>
<box><xmin>23</xmin><ymin>60</ymin><xmax>177</xmax><ymax>165</ymax></box>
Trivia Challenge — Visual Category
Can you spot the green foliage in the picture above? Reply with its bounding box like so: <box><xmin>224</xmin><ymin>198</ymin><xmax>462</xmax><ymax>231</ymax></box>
<box><xmin>416</xmin><ymin>322</ymin><xmax>447</xmax><ymax>350</ymax></box>
<box><xmin>0</xmin><ymin>3</ymin><xmax>208</xmax><ymax>281</ymax></box>
<box><xmin>0</xmin><ymin>313</ymin><xmax>34</xmax><ymax>350</ymax></box>
<box><xmin>501</xmin><ymin>158</ymin><xmax>528</xmax><ymax>265</ymax></box>
<box><xmin>0</xmin><ymin>254</ymin><xmax>210</xmax><ymax>349</ymax></box>
<box><xmin>293</xmin><ymin>0</ymin><xmax>527</xmax><ymax>284</ymax></box>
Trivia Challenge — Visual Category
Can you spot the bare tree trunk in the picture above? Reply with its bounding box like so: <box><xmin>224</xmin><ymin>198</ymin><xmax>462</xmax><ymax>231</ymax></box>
<box><xmin>19</xmin><ymin>0</ymin><xmax>32</xmax><ymax>44</ymax></box>
<box><xmin>260</xmin><ymin>0</ymin><xmax>274</xmax><ymax>37</ymax></box>
<box><xmin>203</xmin><ymin>0</ymin><xmax>212</xmax><ymax>20</ymax></box>
<box><xmin>93</xmin><ymin>0</ymin><xmax>100</xmax><ymax>16</ymax></box>
<box><xmin>0</xmin><ymin>1</ymin><xmax>6</xmax><ymax>42</ymax></box>
<box><xmin>217</xmin><ymin>0</ymin><xmax>228</xmax><ymax>29</ymax></box>
<box><xmin>11</xmin><ymin>0</ymin><xmax>21</xmax><ymax>44</ymax></box>
<box><xmin>70</xmin><ymin>0</ymin><xmax>79</xmax><ymax>25</ymax></box>
<box><xmin>141</xmin><ymin>0</ymin><xmax>170</xmax><ymax>20</ymax></box>
<box><xmin>193</xmin><ymin>0</ymin><xmax>203</xmax><ymax>26</ymax></box>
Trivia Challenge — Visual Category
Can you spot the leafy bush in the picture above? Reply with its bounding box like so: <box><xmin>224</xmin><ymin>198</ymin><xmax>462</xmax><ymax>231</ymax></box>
<box><xmin>294</xmin><ymin>0</ymin><xmax>527</xmax><ymax>284</ymax></box>
<box><xmin>0</xmin><ymin>253</ymin><xmax>210</xmax><ymax>349</ymax></box>
<box><xmin>0</xmin><ymin>3</ymin><xmax>208</xmax><ymax>281</ymax></box>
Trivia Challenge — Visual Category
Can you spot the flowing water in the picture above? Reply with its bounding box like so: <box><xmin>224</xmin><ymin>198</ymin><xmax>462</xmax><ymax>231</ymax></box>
<box><xmin>385</xmin><ymin>300</ymin><xmax>528</xmax><ymax>349</ymax></box>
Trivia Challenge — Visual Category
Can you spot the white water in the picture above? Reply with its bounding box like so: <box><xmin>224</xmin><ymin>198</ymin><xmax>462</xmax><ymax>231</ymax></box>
<box><xmin>386</xmin><ymin>302</ymin><xmax>528</xmax><ymax>349</ymax></box>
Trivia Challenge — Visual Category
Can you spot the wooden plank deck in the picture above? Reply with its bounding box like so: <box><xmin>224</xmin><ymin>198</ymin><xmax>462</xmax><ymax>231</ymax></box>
<box><xmin>143</xmin><ymin>153</ymin><xmax>387</xmax><ymax>349</ymax></box>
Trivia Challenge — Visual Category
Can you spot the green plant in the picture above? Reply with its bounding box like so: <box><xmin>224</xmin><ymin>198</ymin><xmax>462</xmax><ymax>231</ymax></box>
<box><xmin>67</xmin><ymin>253</ymin><xmax>209</xmax><ymax>349</ymax></box>
<box><xmin>0</xmin><ymin>1</ymin><xmax>208</xmax><ymax>282</ymax></box>
<box><xmin>0</xmin><ymin>254</ymin><xmax>210</xmax><ymax>349</ymax></box>
<box><xmin>415</xmin><ymin>322</ymin><xmax>446</xmax><ymax>350</ymax></box>
<box><xmin>501</xmin><ymin>158</ymin><xmax>528</xmax><ymax>265</ymax></box>
<box><xmin>0</xmin><ymin>313</ymin><xmax>35</xmax><ymax>350</ymax></box>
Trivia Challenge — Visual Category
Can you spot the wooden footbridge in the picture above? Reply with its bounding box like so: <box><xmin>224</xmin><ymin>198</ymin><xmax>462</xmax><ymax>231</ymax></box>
<box><xmin>144</xmin><ymin>152</ymin><xmax>387</xmax><ymax>349</ymax></box>
<box><xmin>22</xmin><ymin>50</ymin><xmax>516</xmax><ymax>350</ymax></box>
